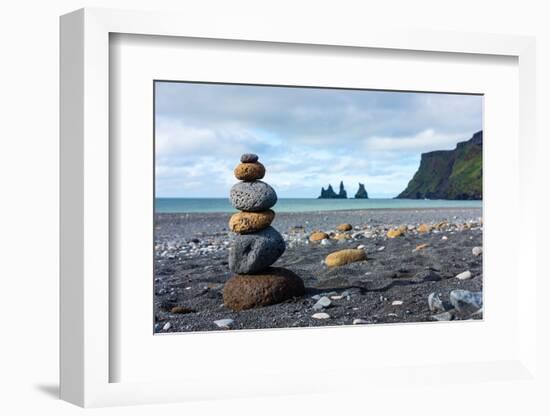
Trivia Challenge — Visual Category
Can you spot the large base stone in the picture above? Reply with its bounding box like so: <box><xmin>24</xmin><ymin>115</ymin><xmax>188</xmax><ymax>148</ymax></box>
<box><xmin>223</xmin><ymin>267</ymin><xmax>305</xmax><ymax>311</ymax></box>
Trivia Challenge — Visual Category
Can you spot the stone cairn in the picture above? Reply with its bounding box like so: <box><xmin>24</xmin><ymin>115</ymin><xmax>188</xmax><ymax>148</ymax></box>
<box><xmin>223</xmin><ymin>153</ymin><xmax>305</xmax><ymax>311</ymax></box>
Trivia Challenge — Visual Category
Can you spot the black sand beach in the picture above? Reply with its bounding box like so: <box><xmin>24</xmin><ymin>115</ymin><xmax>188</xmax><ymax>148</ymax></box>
<box><xmin>154</xmin><ymin>207</ymin><xmax>483</xmax><ymax>333</ymax></box>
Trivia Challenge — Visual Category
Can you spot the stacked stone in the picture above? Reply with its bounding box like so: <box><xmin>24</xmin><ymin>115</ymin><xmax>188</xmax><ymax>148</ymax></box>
<box><xmin>223</xmin><ymin>153</ymin><xmax>305</xmax><ymax>311</ymax></box>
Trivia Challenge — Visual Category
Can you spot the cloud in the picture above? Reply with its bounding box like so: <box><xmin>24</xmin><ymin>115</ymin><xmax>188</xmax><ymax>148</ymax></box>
<box><xmin>365</xmin><ymin>129</ymin><xmax>470</xmax><ymax>153</ymax></box>
<box><xmin>154</xmin><ymin>82</ymin><xmax>482</xmax><ymax>197</ymax></box>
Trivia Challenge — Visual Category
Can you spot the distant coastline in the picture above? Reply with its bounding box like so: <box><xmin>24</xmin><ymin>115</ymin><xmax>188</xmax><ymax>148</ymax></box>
<box><xmin>155</xmin><ymin>197</ymin><xmax>482</xmax><ymax>214</ymax></box>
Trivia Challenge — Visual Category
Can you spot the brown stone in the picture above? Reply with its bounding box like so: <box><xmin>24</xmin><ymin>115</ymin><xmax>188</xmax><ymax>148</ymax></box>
<box><xmin>325</xmin><ymin>249</ymin><xmax>367</xmax><ymax>267</ymax></box>
<box><xmin>170</xmin><ymin>306</ymin><xmax>195</xmax><ymax>314</ymax></box>
<box><xmin>387</xmin><ymin>228</ymin><xmax>404</xmax><ymax>238</ymax></box>
<box><xmin>333</xmin><ymin>233</ymin><xmax>350</xmax><ymax>240</ymax></box>
<box><xmin>413</xmin><ymin>243</ymin><xmax>430</xmax><ymax>252</ymax></box>
<box><xmin>336</xmin><ymin>223</ymin><xmax>352</xmax><ymax>231</ymax></box>
<box><xmin>309</xmin><ymin>231</ymin><xmax>329</xmax><ymax>242</ymax></box>
<box><xmin>223</xmin><ymin>267</ymin><xmax>305</xmax><ymax>311</ymax></box>
<box><xmin>229</xmin><ymin>210</ymin><xmax>275</xmax><ymax>234</ymax></box>
<box><xmin>234</xmin><ymin>162</ymin><xmax>265</xmax><ymax>181</ymax></box>
<box><xmin>417</xmin><ymin>223</ymin><xmax>431</xmax><ymax>233</ymax></box>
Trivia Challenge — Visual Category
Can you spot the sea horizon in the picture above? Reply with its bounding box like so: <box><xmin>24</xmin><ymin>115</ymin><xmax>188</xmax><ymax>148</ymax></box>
<box><xmin>155</xmin><ymin>197</ymin><xmax>482</xmax><ymax>214</ymax></box>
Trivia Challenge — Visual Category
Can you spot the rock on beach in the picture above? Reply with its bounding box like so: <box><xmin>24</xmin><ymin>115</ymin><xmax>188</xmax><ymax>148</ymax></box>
<box><xmin>325</xmin><ymin>249</ymin><xmax>367</xmax><ymax>267</ymax></box>
<box><xmin>336</xmin><ymin>223</ymin><xmax>352</xmax><ymax>231</ymax></box>
<box><xmin>230</xmin><ymin>181</ymin><xmax>277</xmax><ymax>211</ymax></box>
<box><xmin>228</xmin><ymin>226</ymin><xmax>285</xmax><ymax>273</ymax></box>
<box><xmin>223</xmin><ymin>267</ymin><xmax>305</xmax><ymax>311</ymax></box>
<box><xmin>309</xmin><ymin>231</ymin><xmax>329</xmax><ymax>242</ymax></box>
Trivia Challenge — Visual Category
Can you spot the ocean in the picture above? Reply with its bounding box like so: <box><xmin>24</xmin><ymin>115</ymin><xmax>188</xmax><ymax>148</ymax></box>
<box><xmin>155</xmin><ymin>198</ymin><xmax>482</xmax><ymax>213</ymax></box>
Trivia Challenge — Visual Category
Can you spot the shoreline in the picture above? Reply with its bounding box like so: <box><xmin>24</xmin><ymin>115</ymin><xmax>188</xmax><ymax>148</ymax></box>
<box><xmin>157</xmin><ymin>206</ymin><xmax>483</xmax><ymax>215</ymax></box>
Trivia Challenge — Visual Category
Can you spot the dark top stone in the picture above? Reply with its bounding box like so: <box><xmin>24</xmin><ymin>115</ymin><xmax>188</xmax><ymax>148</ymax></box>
<box><xmin>240</xmin><ymin>153</ymin><xmax>259</xmax><ymax>163</ymax></box>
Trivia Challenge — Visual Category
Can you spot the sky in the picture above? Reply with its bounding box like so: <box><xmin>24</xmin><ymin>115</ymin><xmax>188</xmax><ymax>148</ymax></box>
<box><xmin>155</xmin><ymin>82</ymin><xmax>482</xmax><ymax>198</ymax></box>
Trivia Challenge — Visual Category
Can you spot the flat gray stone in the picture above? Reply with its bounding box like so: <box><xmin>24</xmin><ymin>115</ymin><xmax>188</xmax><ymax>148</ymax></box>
<box><xmin>449</xmin><ymin>289</ymin><xmax>483</xmax><ymax>315</ymax></box>
<box><xmin>214</xmin><ymin>318</ymin><xmax>235</xmax><ymax>329</ymax></box>
<box><xmin>229</xmin><ymin>226</ymin><xmax>285</xmax><ymax>273</ymax></box>
<box><xmin>230</xmin><ymin>181</ymin><xmax>277</xmax><ymax>211</ymax></box>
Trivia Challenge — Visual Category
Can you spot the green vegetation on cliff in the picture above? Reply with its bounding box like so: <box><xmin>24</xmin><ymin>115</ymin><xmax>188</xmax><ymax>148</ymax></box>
<box><xmin>397</xmin><ymin>131</ymin><xmax>482</xmax><ymax>200</ymax></box>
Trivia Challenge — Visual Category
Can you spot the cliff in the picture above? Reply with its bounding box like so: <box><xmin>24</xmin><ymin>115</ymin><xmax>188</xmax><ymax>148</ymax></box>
<box><xmin>396</xmin><ymin>131</ymin><xmax>482</xmax><ymax>200</ymax></box>
<box><xmin>318</xmin><ymin>181</ymin><xmax>348</xmax><ymax>199</ymax></box>
<box><xmin>354</xmin><ymin>183</ymin><xmax>369</xmax><ymax>199</ymax></box>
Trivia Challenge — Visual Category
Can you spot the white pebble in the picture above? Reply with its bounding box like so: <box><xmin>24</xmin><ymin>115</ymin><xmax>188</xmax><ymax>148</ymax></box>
<box><xmin>330</xmin><ymin>295</ymin><xmax>344</xmax><ymax>300</ymax></box>
<box><xmin>313</xmin><ymin>296</ymin><xmax>332</xmax><ymax>310</ymax></box>
<box><xmin>472</xmin><ymin>246</ymin><xmax>483</xmax><ymax>256</ymax></box>
<box><xmin>162</xmin><ymin>322</ymin><xmax>171</xmax><ymax>331</ymax></box>
<box><xmin>312</xmin><ymin>312</ymin><xmax>330</xmax><ymax>320</ymax></box>
<box><xmin>377</xmin><ymin>246</ymin><xmax>385</xmax><ymax>251</ymax></box>
<box><xmin>391</xmin><ymin>300</ymin><xmax>403</xmax><ymax>306</ymax></box>
<box><xmin>441</xmin><ymin>235</ymin><xmax>448</xmax><ymax>241</ymax></box>
<box><xmin>353</xmin><ymin>319</ymin><xmax>369</xmax><ymax>325</ymax></box>
<box><xmin>357</xmin><ymin>244</ymin><xmax>366</xmax><ymax>250</ymax></box>
<box><xmin>214</xmin><ymin>318</ymin><xmax>234</xmax><ymax>329</ymax></box>
<box><xmin>456</xmin><ymin>270</ymin><xmax>473</xmax><ymax>280</ymax></box>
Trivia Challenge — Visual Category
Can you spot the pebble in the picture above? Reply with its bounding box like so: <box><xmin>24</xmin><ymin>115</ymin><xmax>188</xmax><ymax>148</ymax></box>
<box><xmin>353</xmin><ymin>319</ymin><xmax>369</xmax><ymax>325</ymax></box>
<box><xmin>377</xmin><ymin>246</ymin><xmax>385</xmax><ymax>251</ymax></box>
<box><xmin>336</xmin><ymin>223</ymin><xmax>352</xmax><ymax>231</ymax></box>
<box><xmin>357</xmin><ymin>244</ymin><xmax>366</xmax><ymax>250</ymax></box>
<box><xmin>311</xmin><ymin>294</ymin><xmax>321</xmax><ymax>301</ymax></box>
<box><xmin>413</xmin><ymin>243</ymin><xmax>429</xmax><ymax>252</ymax></box>
<box><xmin>472</xmin><ymin>246</ymin><xmax>483</xmax><ymax>256</ymax></box>
<box><xmin>330</xmin><ymin>295</ymin><xmax>344</xmax><ymax>300</ymax></box>
<box><xmin>313</xmin><ymin>296</ymin><xmax>332</xmax><ymax>310</ymax></box>
<box><xmin>449</xmin><ymin>290</ymin><xmax>482</xmax><ymax>315</ymax></box>
<box><xmin>391</xmin><ymin>300</ymin><xmax>403</xmax><ymax>306</ymax></box>
<box><xmin>312</xmin><ymin>312</ymin><xmax>330</xmax><ymax>319</ymax></box>
<box><xmin>214</xmin><ymin>318</ymin><xmax>235</xmax><ymax>329</ymax></box>
<box><xmin>430</xmin><ymin>312</ymin><xmax>453</xmax><ymax>321</ymax></box>
<box><xmin>162</xmin><ymin>322</ymin><xmax>171</xmax><ymax>331</ymax></box>
<box><xmin>325</xmin><ymin>248</ymin><xmax>367</xmax><ymax>267</ymax></box>
<box><xmin>428</xmin><ymin>292</ymin><xmax>446</xmax><ymax>312</ymax></box>
<box><xmin>320</xmin><ymin>238</ymin><xmax>331</xmax><ymax>246</ymax></box>
<box><xmin>441</xmin><ymin>235</ymin><xmax>448</xmax><ymax>240</ymax></box>
<box><xmin>455</xmin><ymin>270</ymin><xmax>473</xmax><ymax>280</ymax></box>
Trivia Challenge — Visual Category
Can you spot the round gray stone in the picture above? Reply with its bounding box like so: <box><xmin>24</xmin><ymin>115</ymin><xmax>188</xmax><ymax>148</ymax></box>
<box><xmin>240</xmin><ymin>153</ymin><xmax>259</xmax><ymax>163</ymax></box>
<box><xmin>229</xmin><ymin>226</ymin><xmax>285</xmax><ymax>274</ymax></box>
<box><xmin>230</xmin><ymin>181</ymin><xmax>277</xmax><ymax>212</ymax></box>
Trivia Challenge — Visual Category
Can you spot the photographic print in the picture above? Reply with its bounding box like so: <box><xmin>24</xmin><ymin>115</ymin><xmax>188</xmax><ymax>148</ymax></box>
<box><xmin>154</xmin><ymin>81</ymin><xmax>483</xmax><ymax>333</ymax></box>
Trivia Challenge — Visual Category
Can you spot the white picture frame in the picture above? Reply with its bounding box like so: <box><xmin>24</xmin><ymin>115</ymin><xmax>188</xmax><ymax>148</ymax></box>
<box><xmin>60</xmin><ymin>7</ymin><xmax>538</xmax><ymax>408</ymax></box>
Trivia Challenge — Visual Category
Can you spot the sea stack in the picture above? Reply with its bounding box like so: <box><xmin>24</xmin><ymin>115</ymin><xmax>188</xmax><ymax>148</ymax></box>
<box><xmin>224</xmin><ymin>154</ymin><xmax>305</xmax><ymax>310</ymax></box>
